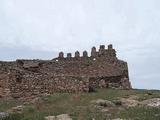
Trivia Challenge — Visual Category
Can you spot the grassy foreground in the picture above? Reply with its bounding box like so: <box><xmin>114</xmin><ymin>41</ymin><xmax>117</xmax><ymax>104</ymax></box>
<box><xmin>0</xmin><ymin>89</ymin><xmax>160</xmax><ymax>120</ymax></box>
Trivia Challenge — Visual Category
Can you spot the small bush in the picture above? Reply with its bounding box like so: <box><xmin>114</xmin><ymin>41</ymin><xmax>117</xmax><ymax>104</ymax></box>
<box><xmin>27</xmin><ymin>106</ymin><xmax>35</xmax><ymax>113</ymax></box>
<box><xmin>89</xmin><ymin>86</ymin><xmax>96</xmax><ymax>92</ymax></box>
<box><xmin>113</xmin><ymin>100</ymin><xmax>122</xmax><ymax>106</ymax></box>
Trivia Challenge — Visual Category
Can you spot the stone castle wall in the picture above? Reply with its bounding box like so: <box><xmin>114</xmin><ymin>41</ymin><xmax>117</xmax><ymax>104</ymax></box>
<box><xmin>0</xmin><ymin>44</ymin><xmax>132</xmax><ymax>99</ymax></box>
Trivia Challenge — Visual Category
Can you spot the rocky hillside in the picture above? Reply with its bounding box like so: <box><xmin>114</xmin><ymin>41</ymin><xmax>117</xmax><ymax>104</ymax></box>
<box><xmin>0</xmin><ymin>89</ymin><xmax>160</xmax><ymax>120</ymax></box>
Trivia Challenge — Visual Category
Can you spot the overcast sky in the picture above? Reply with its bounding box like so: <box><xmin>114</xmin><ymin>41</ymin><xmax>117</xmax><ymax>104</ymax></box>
<box><xmin>0</xmin><ymin>0</ymin><xmax>160</xmax><ymax>89</ymax></box>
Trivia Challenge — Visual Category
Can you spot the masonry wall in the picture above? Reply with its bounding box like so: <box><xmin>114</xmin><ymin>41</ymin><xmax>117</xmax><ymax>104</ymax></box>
<box><xmin>89</xmin><ymin>76</ymin><xmax>131</xmax><ymax>89</ymax></box>
<box><xmin>0</xmin><ymin>44</ymin><xmax>132</xmax><ymax>99</ymax></box>
<box><xmin>0</xmin><ymin>73</ymin><xmax>11</xmax><ymax>98</ymax></box>
<box><xmin>9</xmin><ymin>72</ymin><xmax>89</xmax><ymax>99</ymax></box>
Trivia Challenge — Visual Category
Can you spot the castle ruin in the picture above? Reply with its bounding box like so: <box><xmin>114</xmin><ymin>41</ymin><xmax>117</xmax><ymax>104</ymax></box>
<box><xmin>0</xmin><ymin>44</ymin><xmax>132</xmax><ymax>99</ymax></box>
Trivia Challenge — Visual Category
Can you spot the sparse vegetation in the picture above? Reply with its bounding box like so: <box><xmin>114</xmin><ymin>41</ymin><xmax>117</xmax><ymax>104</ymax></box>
<box><xmin>0</xmin><ymin>89</ymin><xmax>160</xmax><ymax>120</ymax></box>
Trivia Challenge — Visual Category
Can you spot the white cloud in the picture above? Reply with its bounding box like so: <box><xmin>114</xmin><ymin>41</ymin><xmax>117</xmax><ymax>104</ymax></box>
<box><xmin>0</xmin><ymin>0</ymin><xmax>160</xmax><ymax>89</ymax></box>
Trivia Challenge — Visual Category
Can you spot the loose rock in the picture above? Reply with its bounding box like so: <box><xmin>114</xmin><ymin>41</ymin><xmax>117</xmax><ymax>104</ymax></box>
<box><xmin>91</xmin><ymin>99</ymin><xmax>115</xmax><ymax>107</ymax></box>
<box><xmin>0</xmin><ymin>112</ymin><xmax>9</xmax><ymax>119</ymax></box>
<box><xmin>120</xmin><ymin>98</ymin><xmax>140</xmax><ymax>108</ymax></box>
<box><xmin>45</xmin><ymin>114</ymin><xmax>72</xmax><ymax>120</ymax></box>
<box><xmin>8</xmin><ymin>105</ymin><xmax>25</xmax><ymax>114</ymax></box>
<box><xmin>56</xmin><ymin>114</ymin><xmax>72</xmax><ymax>120</ymax></box>
<box><xmin>45</xmin><ymin>116</ymin><xmax>56</xmax><ymax>120</ymax></box>
<box><xmin>141</xmin><ymin>98</ymin><xmax>160</xmax><ymax>108</ymax></box>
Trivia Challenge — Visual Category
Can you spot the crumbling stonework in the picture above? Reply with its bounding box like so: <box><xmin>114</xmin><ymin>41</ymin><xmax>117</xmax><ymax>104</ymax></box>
<box><xmin>0</xmin><ymin>44</ymin><xmax>132</xmax><ymax>99</ymax></box>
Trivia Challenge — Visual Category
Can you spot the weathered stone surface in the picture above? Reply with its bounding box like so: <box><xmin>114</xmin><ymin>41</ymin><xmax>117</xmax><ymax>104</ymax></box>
<box><xmin>141</xmin><ymin>98</ymin><xmax>160</xmax><ymax>108</ymax></box>
<box><xmin>91</xmin><ymin>99</ymin><xmax>115</xmax><ymax>107</ymax></box>
<box><xmin>59</xmin><ymin>52</ymin><xmax>64</xmax><ymax>58</ymax></box>
<box><xmin>0</xmin><ymin>44</ymin><xmax>132</xmax><ymax>99</ymax></box>
<box><xmin>83</xmin><ymin>51</ymin><xmax>88</xmax><ymax>57</ymax></box>
<box><xmin>56</xmin><ymin>114</ymin><xmax>72</xmax><ymax>120</ymax></box>
<box><xmin>75</xmin><ymin>51</ymin><xmax>80</xmax><ymax>58</ymax></box>
<box><xmin>45</xmin><ymin>114</ymin><xmax>72</xmax><ymax>120</ymax></box>
<box><xmin>0</xmin><ymin>112</ymin><xmax>9</xmax><ymax>119</ymax></box>
<box><xmin>91</xmin><ymin>47</ymin><xmax>97</xmax><ymax>57</ymax></box>
<box><xmin>45</xmin><ymin>116</ymin><xmax>56</xmax><ymax>120</ymax></box>
<box><xmin>8</xmin><ymin>105</ymin><xmax>25</xmax><ymax>114</ymax></box>
<box><xmin>120</xmin><ymin>98</ymin><xmax>140</xmax><ymax>108</ymax></box>
<box><xmin>112</xmin><ymin>118</ymin><xmax>125</xmax><ymax>120</ymax></box>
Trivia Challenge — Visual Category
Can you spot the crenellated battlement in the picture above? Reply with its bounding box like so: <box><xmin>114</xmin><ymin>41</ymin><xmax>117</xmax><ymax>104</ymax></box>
<box><xmin>57</xmin><ymin>44</ymin><xmax>117</xmax><ymax>60</ymax></box>
<box><xmin>0</xmin><ymin>44</ymin><xmax>132</xmax><ymax>99</ymax></box>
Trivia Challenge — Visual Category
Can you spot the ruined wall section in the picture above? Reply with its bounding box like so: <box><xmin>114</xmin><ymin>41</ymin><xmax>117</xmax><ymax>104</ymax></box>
<box><xmin>0</xmin><ymin>44</ymin><xmax>132</xmax><ymax>99</ymax></box>
<box><xmin>8</xmin><ymin>71</ymin><xmax>89</xmax><ymax>99</ymax></box>
<box><xmin>0</xmin><ymin>62</ymin><xmax>15</xmax><ymax>98</ymax></box>
<box><xmin>52</xmin><ymin>44</ymin><xmax>131</xmax><ymax>89</ymax></box>
<box><xmin>52</xmin><ymin>44</ymin><xmax>128</xmax><ymax>78</ymax></box>
<box><xmin>0</xmin><ymin>73</ymin><xmax>11</xmax><ymax>98</ymax></box>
